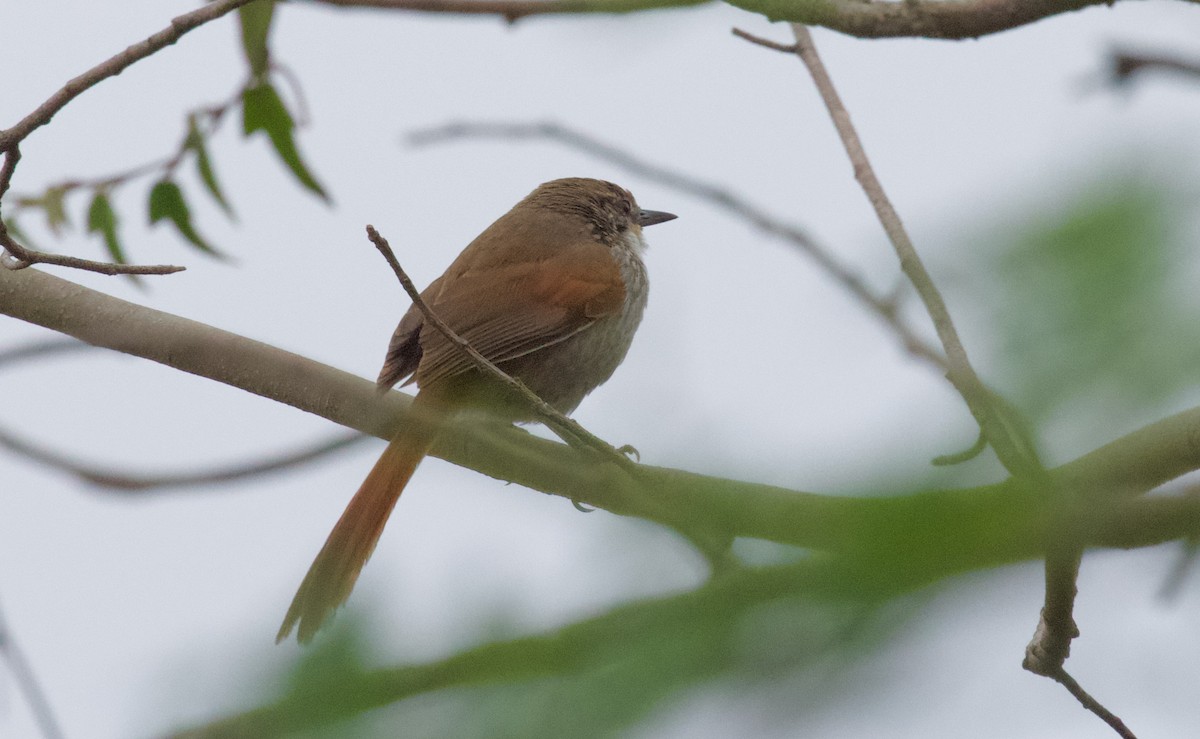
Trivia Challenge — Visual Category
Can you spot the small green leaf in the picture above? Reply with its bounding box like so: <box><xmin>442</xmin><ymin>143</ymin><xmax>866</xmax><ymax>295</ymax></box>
<box><xmin>185</xmin><ymin>116</ymin><xmax>234</xmax><ymax>218</ymax></box>
<box><xmin>87</xmin><ymin>190</ymin><xmax>139</xmax><ymax>283</ymax></box>
<box><xmin>242</xmin><ymin>82</ymin><xmax>329</xmax><ymax>201</ymax></box>
<box><xmin>239</xmin><ymin>0</ymin><xmax>275</xmax><ymax>79</ymax></box>
<box><xmin>42</xmin><ymin>186</ymin><xmax>70</xmax><ymax>235</ymax></box>
<box><xmin>148</xmin><ymin>179</ymin><xmax>221</xmax><ymax>256</ymax></box>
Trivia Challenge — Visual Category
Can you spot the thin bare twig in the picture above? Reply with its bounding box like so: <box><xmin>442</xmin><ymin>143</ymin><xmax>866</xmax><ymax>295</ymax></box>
<box><xmin>1049</xmin><ymin>669</ymin><xmax>1138</xmax><ymax>739</ymax></box>
<box><xmin>731</xmin><ymin>27</ymin><xmax>796</xmax><ymax>53</ymax></box>
<box><xmin>0</xmin><ymin>424</ymin><xmax>366</xmax><ymax>492</ymax></box>
<box><xmin>410</xmin><ymin>120</ymin><xmax>947</xmax><ymax>371</ymax></box>
<box><xmin>0</xmin><ymin>597</ymin><xmax>65</xmax><ymax>739</ymax></box>
<box><xmin>785</xmin><ymin>24</ymin><xmax>1039</xmax><ymax>477</ymax></box>
<box><xmin>364</xmin><ymin>225</ymin><xmax>631</xmax><ymax>465</ymax></box>
<box><xmin>0</xmin><ymin>229</ymin><xmax>186</xmax><ymax>275</ymax></box>
<box><xmin>0</xmin><ymin>148</ymin><xmax>19</xmax><ymax>201</ymax></box>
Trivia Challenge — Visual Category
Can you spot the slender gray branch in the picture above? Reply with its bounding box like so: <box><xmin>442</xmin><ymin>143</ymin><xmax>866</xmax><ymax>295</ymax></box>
<box><xmin>786</xmin><ymin>24</ymin><xmax>1038</xmax><ymax>479</ymax></box>
<box><xmin>0</xmin><ymin>228</ymin><xmax>186</xmax><ymax>275</ymax></box>
<box><xmin>1049</xmin><ymin>669</ymin><xmax>1137</xmax><ymax>739</ymax></box>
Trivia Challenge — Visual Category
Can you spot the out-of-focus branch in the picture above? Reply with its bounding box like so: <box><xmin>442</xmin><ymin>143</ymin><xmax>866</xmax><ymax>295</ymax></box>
<box><xmin>410</xmin><ymin>120</ymin><xmax>947</xmax><ymax>372</ymax></box>
<box><xmin>0</xmin><ymin>337</ymin><xmax>369</xmax><ymax>490</ymax></box>
<box><xmin>1108</xmin><ymin>48</ymin><xmax>1200</xmax><ymax>86</ymax></box>
<box><xmin>0</xmin><ymin>424</ymin><xmax>366</xmax><ymax>492</ymax></box>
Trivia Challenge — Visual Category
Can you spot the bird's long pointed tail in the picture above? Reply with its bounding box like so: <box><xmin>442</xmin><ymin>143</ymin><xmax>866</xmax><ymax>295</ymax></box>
<box><xmin>277</xmin><ymin>392</ymin><xmax>443</xmax><ymax>644</ymax></box>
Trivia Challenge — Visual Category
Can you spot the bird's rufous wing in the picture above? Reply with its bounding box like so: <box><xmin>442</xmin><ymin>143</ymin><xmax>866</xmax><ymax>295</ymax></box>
<box><xmin>412</xmin><ymin>240</ymin><xmax>626</xmax><ymax>389</ymax></box>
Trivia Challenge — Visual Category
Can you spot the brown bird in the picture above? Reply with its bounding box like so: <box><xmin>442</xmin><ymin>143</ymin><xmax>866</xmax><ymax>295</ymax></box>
<box><xmin>277</xmin><ymin>178</ymin><xmax>675</xmax><ymax>643</ymax></box>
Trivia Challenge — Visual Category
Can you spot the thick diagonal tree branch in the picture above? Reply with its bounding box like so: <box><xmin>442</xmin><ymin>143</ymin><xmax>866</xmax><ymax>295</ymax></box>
<box><xmin>5</xmin><ymin>265</ymin><xmax>1200</xmax><ymax>553</ymax></box>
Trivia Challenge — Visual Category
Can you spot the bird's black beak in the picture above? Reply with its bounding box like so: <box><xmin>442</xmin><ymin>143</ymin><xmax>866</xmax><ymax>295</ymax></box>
<box><xmin>637</xmin><ymin>209</ymin><xmax>677</xmax><ymax>227</ymax></box>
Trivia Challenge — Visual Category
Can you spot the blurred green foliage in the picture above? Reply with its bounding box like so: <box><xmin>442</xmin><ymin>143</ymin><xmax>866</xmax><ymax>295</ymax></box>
<box><xmin>178</xmin><ymin>577</ymin><xmax>911</xmax><ymax>739</ymax></box>
<box><xmin>984</xmin><ymin>175</ymin><xmax>1200</xmax><ymax>425</ymax></box>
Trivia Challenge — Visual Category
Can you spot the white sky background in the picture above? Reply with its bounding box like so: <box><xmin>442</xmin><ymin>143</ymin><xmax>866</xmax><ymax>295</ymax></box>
<box><xmin>3</xmin><ymin>1</ymin><xmax>1200</xmax><ymax>737</ymax></box>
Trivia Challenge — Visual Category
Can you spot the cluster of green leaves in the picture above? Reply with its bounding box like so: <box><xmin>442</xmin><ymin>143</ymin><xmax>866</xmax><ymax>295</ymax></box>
<box><xmin>3</xmin><ymin>0</ymin><xmax>327</xmax><ymax>277</ymax></box>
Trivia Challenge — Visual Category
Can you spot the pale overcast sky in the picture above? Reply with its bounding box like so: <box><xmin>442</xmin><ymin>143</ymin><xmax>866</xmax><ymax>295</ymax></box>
<box><xmin>4</xmin><ymin>1</ymin><xmax>1200</xmax><ymax>737</ymax></box>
